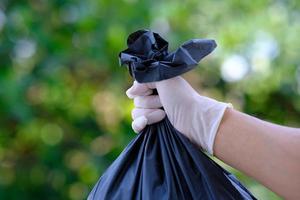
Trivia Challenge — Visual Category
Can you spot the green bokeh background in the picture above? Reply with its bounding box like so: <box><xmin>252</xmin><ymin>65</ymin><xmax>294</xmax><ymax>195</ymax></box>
<box><xmin>1</xmin><ymin>0</ymin><xmax>299</xmax><ymax>199</ymax></box>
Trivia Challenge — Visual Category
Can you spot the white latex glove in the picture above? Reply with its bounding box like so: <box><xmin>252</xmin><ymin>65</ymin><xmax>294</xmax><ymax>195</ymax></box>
<box><xmin>126</xmin><ymin>76</ymin><xmax>232</xmax><ymax>155</ymax></box>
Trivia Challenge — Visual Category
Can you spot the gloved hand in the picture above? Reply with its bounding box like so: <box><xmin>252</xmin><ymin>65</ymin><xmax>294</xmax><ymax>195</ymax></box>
<box><xmin>126</xmin><ymin>76</ymin><xmax>232</xmax><ymax>155</ymax></box>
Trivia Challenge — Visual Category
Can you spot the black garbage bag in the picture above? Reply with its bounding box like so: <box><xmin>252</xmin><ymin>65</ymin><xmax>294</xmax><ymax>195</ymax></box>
<box><xmin>88</xmin><ymin>30</ymin><xmax>256</xmax><ymax>200</ymax></box>
<box><xmin>119</xmin><ymin>30</ymin><xmax>217</xmax><ymax>83</ymax></box>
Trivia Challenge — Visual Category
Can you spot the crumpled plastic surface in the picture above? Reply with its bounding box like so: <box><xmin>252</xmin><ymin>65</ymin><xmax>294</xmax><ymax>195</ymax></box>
<box><xmin>119</xmin><ymin>29</ymin><xmax>217</xmax><ymax>83</ymax></box>
<box><xmin>88</xmin><ymin>30</ymin><xmax>256</xmax><ymax>200</ymax></box>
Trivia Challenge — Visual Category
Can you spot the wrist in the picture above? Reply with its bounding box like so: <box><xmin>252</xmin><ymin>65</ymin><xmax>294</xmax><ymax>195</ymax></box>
<box><xmin>193</xmin><ymin>95</ymin><xmax>233</xmax><ymax>155</ymax></box>
<box><xmin>212</xmin><ymin>107</ymin><xmax>235</xmax><ymax>156</ymax></box>
<box><xmin>209</xmin><ymin>105</ymin><xmax>233</xmax><ymax>155</ymax></box>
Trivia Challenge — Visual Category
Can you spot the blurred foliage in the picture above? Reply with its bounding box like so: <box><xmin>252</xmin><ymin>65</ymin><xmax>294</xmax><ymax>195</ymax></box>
<box><xmin>0</xmin><ymin>0</ymin><xmax>299</xmax><ymax>199</ymax></box>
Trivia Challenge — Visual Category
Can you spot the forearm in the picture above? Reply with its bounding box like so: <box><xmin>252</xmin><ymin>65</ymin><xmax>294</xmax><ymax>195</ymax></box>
<box><xmin>214</xmin><ymin>108</ymin><xmax>300</xmax><ymax>199</ymax></box>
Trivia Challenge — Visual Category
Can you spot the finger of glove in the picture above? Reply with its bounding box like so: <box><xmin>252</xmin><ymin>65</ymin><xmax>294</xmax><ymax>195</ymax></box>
<box><xmin>132</xmin><ymin>108</ymin><xmax>166</xmax><ymax>124</ymax></box>
<box><xmin>132</xmin><ymin>116</ymin><xmax>148</xmax><ymax>133</ymax></box>
<box><xmin>146</xmin><ymin>109</ymin><xmax>166</xmax><ymax>124</ymax></box>
<box><xmin>132</xmin><ymin>108</ymin><xmax>157</xmax><ymax>119</ymax></box>
<box><xmin>134</xmin><ymin>95</ymin><xmax>162</xmax><ymax>109</ymax></box>
<box><xmin>126</xmin><ymin>81</ymin><xmax>156</xmax><ymax>99</ymax></box>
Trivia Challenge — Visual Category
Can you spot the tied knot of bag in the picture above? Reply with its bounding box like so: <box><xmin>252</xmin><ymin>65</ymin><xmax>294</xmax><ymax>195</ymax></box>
<box><xmin>119</xmin><ymin>29</ymin><xmax>217</xmax><ymax>83</ymax></box>
<box><xmin>120</xmin><ymin>30</ymin><xmax>169</xmax><ymax>78</ymax></box>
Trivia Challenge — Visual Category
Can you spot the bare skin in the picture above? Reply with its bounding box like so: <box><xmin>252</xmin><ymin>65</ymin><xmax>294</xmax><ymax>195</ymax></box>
<box><xmin>214</xmin><ymin>108</ymin><xmax>300</xmax><ymax>199</ymax></box>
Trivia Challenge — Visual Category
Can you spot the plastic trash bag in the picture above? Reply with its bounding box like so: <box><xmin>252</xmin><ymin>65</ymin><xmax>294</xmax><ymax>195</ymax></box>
<box><xmin>119</xmin><ymin>29</ymin><xmax>217</xmax><ymax>83</ymax></box>
<box><xmin>88</xmin><ymin>30</ymin><xmax>256</xmax><ymax>200</ymax></box>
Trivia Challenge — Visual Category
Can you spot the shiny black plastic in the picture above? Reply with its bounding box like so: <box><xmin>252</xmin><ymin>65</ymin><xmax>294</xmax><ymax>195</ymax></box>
<box><xmin>88</xmin><ymin>30</ymin><xmax>256</xmax><ymax>200</ymax></box>
<box><xmin>119</xmin><ymin>30</ymin><xmax>217</xmax><ymax>83</ymax></box>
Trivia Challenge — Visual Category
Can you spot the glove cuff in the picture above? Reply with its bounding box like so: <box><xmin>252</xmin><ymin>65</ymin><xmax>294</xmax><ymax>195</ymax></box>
<box><xmin>206</xmin><ymin>102</ymin><xmax>233</xmax><ymax>155</ymax></box>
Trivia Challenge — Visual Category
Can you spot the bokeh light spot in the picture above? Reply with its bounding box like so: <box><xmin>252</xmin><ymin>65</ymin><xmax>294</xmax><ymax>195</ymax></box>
<box><xmin>151</xmin><ymin>17</ymin><xmax>170</xmax><ymax>36</ymax></box>
<box><xmin>68</xmin><ymin>182</ymin><xmax>88</xmax><ymax>200</ymax></box>
<box><xmin>65</xmin><ymin>150</ymin><xmax>89</xmax><ymax>171</ymax></box>
<box><xmin>90</xmin><ymin>135</ymin><xmax>114</xmax><ymax>156</ymax></box>
<box><xmin>79</xmin><ymin>163</ymin><xmax>98</xmax><ymax>184</ymax></box>
<box><xmin>221</xmin><ymin>54</ymin><xmax>249</xmax><ymax>82</ymax></box>
<box><xmin>41</xmin><ymin>123</ymin><xmax>63</xmax><ymax>146</ymax></box>
<box><xmin>13</xmin><ymin>39</ymin><xmax>36</xmax><ymax>59</ymax></box>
